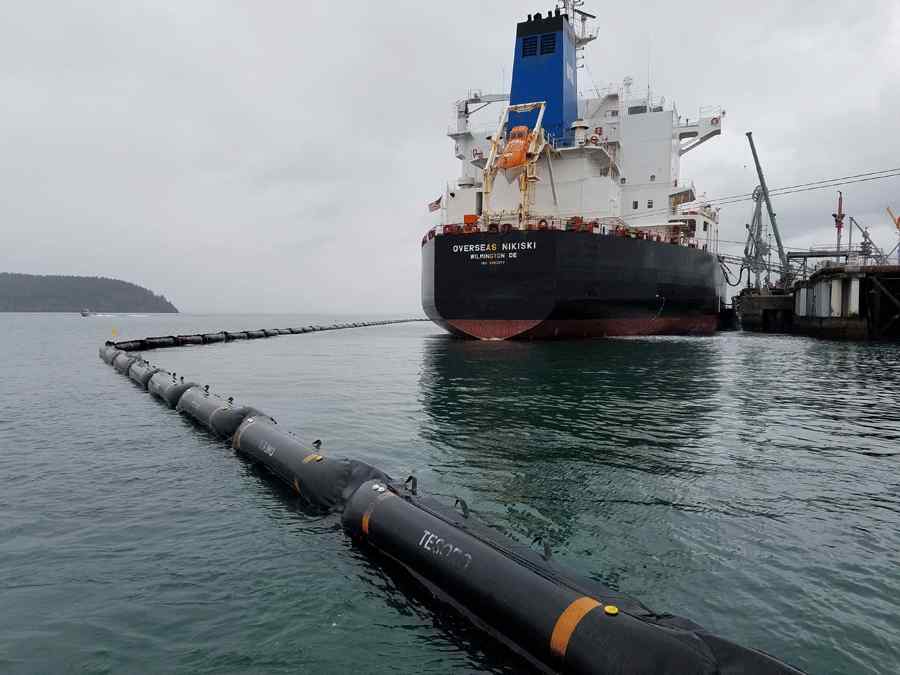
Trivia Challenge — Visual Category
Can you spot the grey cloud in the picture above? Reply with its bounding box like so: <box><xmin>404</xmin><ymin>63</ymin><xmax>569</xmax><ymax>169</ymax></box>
<box><xmin>1</xmin><ymin>0</ymin><xmax>898</xmax><ymax>312</ymax></box>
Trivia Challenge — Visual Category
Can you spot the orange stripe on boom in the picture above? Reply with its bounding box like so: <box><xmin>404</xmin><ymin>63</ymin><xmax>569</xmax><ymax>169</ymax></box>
<box><xmin>549</xmin><ymin>597</ymin><xmax>601</xmax><ymax>660</ymax></box>
<box><xmin>361</xmin><ymin>492</ymin><xmax>392</xmax><ymax>536</ymax></box>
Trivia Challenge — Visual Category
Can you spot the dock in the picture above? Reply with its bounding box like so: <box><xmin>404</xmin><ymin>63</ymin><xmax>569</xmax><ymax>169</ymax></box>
<box><xmin>735</xmin><ymin>264</ymin><xmax>900</xmax><ymax>340</ymax></box>
<box><xmin>793</xmin><ymin>263</ymin><xmax>900</xmax><ymax>340</ymax></box>
<box><xmin>735</xmin><ymin>289</ymin><xmax>793</xmax><ymax>333</ymax></box>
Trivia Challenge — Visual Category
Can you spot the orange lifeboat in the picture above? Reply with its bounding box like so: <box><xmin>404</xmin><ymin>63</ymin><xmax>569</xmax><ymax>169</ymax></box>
<box><xmin>496</xmin><ymin>125</ymin><xmax>532</xmax><ymax>170</ymax></box>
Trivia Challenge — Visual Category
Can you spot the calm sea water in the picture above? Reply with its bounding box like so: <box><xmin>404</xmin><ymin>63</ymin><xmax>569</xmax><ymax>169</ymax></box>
<box><xmin>1</xmin><ymin>313</ymin><xmax>899</xmax><ymax>674</ymax></box>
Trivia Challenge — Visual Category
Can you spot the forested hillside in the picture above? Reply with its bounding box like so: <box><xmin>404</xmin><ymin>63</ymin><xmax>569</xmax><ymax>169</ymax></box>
<box><xmin>0</xmin><ymin>273</ymin><xmax>178</xmax><ymax>312</ymax></box>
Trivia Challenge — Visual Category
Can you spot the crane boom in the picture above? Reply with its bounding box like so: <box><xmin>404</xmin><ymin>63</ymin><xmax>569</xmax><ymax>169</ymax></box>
<box><xmin>746</xmin><ymin>132</ymin><xmax>790</xmax><ymax>284</ymax></box>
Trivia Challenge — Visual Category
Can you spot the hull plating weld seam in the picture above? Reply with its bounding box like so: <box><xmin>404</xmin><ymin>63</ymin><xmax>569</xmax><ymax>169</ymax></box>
<box><xmin>95</xmin><ymin>341</ymin><xmax>805</xmax><ymax>675</ymax></box>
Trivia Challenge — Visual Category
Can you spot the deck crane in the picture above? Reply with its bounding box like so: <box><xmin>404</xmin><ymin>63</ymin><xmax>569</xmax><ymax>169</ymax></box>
<box><xmin>745</xmin><ymin>132</ymin><xmax>792</xmax><ymax>287</ymax></box>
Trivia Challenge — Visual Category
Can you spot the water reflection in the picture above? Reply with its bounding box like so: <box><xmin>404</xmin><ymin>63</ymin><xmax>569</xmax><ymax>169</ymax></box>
<box><xmin>417</xmin><ymin>335</ymin><xmax>724</xmax><ymax>551</ymax></box>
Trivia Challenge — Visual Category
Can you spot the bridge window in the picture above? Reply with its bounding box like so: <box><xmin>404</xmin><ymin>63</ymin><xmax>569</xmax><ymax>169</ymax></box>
<box><xmin>632</xmin><ymin>201</ymin><xmax>639</xmax><ymax>210</ymax></box>
<box><xmin>540</xmin><ymin>33</ymin><xmax>556</xmax><ymax>55</ymax></box>
<box><xmin>522</xmin><ymin>36</ymin><xmax>538</xmax><ymax>57</ymax></box>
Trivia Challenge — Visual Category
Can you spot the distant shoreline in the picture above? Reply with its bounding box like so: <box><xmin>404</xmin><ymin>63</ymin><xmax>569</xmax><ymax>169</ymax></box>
<box><xmin>0</xmin><ymin>310</ymin><xmax>178</xmax><ymax>313</ymax></box>
<box><xmin>0</xmin><ymin>273</ymin><xmax>178</xmax><ymax>313</ymax></box>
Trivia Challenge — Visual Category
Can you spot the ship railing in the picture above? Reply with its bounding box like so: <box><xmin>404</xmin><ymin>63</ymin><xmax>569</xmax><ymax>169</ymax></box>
<box><xmin>428</xmin><ymin>220</ymin><xmax>709</xmax><ymax>249</ymax></box>
<box><xmin>812</xmin><ymin>259</ymin><xmax>841</xmax><ymax>274</ymax></box>
<box><xmin>677</xmin><ymin>106</ymin><xmax>723</xmax><ymax>127</ymax></box>
<box><xmin>676</xmin><ymin>203</ymin><xmax>717</xmax><ymax>219</ymax></box>
<box><xmin>801</xmin><ymin>244</ymin><xmax>863</xmax><ymax>253</ymax></box>
<box><xmin>698</xmin><ymin>105</ymin><xmax>723</xmax><ymax>118</ymax></box>
<box><xmin>433</xmin><ymin>211</ymin><xmax>706</xmax><ymax>242</ymax></box>
<box><xmin>785</xmin><ymin>246</ymin><xmax>887</xmax><ymax>277</ymax></box>
<box><xmin>548</xmin><ymin>132</ymin><xmax>579</xmax><ymax>150</ymax></box>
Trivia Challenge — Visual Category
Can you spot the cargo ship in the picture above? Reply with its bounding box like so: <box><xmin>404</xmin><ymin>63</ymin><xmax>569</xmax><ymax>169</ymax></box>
<box><xmin>421</xmin><ymin>2</ymin><xmax>727</xmax><ymax>339</ymax></box>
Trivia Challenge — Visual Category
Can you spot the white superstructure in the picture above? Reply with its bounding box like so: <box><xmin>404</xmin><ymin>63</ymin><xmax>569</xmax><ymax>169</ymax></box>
<box><xmin>435</xmin><ymin>11</ymin><xmax>724</xmax><ymax>255</ymax></box>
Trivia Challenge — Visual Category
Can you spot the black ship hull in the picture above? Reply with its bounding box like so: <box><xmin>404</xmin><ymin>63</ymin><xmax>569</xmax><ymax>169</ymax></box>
<box><xmin>421</xmin><ymin>230</ymin><xmax>725</xmax><ymax>339</ymax></box>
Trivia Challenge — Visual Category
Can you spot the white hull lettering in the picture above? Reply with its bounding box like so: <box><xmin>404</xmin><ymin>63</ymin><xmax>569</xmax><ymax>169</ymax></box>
<box><xmin>417</xmin><ymin>528</ymin><xmax>473</xmax><ymax>570</ymax></box>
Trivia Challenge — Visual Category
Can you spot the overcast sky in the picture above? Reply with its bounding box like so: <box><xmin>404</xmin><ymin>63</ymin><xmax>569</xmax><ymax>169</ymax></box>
<box><xmin>2</xmin><ymin>1</ymin><xmax>898</xmax><ymax>313</ymax></box>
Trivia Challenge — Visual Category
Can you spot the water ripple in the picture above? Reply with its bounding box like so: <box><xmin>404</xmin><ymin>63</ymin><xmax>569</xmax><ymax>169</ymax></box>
<box><xmin>1</xmin><ymin>314</ymin><xmax>898</xmax><ymax>673</ymax></box>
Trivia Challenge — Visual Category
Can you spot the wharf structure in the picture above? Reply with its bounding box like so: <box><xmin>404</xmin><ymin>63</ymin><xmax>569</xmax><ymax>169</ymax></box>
<box><xmin>736</xmin><ymin>256</ymin><xmax>900</xmax><ymax>341</ymax></box>
<box><xmin>734</xmin><ymin>288</ymin><xmax>793</xmax><ymax>333</ymax></box>
<box><xmin>733</xmin><ymin>137</ymin><xmax>900</xmax><ymax>341</ymax></box>
<box><xmin>792</xmin><ymin>263</ymin><xmax>900</xmax><ymax>340</ymax></box>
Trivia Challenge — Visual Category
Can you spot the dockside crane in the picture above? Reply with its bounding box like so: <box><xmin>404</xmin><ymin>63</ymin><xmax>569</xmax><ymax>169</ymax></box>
<box><xmin>833</xmin><ymin>191</ymin><xmax>845</xmax><ymax>259</ymax></box>
<box><xmin>743</xmin><ymin>187</ymin><xmax>771</xmax><ymax>288</ymax></box>
<box><xmin>745</xmin><ymin>132</ymin><xmax>792</xmax><ymax>287</ymax></box>
<box><xmin>849</xmin><ymin>216</ymin><xmax>888</xmax><ymax>263</ymax></box>
<box><xmin>888</xmin><ymin>206</ymin><xmax>900</xmax><ymax>263</ymax></box>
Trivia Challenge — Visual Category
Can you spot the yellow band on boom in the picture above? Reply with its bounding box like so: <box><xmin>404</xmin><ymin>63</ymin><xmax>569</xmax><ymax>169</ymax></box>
<box><xmin>549</xmin><ymin>597</ymin><xmax>601</xmax><ymax>659</ymax></box>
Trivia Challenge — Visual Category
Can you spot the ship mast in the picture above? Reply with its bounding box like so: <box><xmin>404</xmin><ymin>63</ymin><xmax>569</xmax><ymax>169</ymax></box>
<box><xmin>558</xmin><ymin>1</ymin><xmax>597</xmax><ymax>47</ymax></box>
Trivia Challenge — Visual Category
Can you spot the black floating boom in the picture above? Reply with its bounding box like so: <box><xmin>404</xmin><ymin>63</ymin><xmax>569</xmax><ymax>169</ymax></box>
<box><xmin>96</xmin><ymin>337</ymin><xmax>805</xmax><ymax>675</ymax></box>
<box><xmin>105</xmin><ymin>318</ymin><xmax>428</xmax><ymax>352</ymax></box>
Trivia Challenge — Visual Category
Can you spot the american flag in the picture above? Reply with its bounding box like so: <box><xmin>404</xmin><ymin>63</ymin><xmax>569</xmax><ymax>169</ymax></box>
<box><xmin>428</xmin><ymin>195</ymin><xmax>442</xmax><ymax>212</ymax></box>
